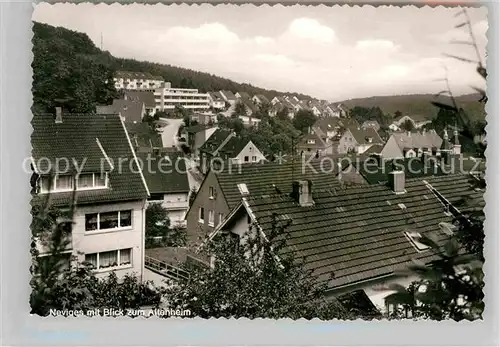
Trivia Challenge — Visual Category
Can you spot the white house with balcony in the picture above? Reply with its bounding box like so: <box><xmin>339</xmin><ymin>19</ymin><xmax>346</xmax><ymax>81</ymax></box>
<box><xmin>139</xmin><ymin>152</ymin><xmax>191</xmax><ymax>228</ymax></box>
<box><xmin>31</xmin><ymin>109</ymin><xmax>150</xmax><ymax>281</ymax></box>
<box><xmin>153</xmin><ymin>83</ymin><xmax>211</xmax><ymax>113</ymax></box>
<box><xmin>114</xmin><ymin>71</ymin><xmax>164</xmax><ymax>90</ymax></box>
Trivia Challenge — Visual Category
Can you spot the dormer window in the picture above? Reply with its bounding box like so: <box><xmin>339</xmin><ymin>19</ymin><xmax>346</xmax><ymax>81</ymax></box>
<box><xmin>77</xmin><ymin>173</ymin><xmax>108</xmax><ymax>190</ymax></box>
<box><xmin>237</xmin><ymin>183</ymin><xmax>249</xmax><ymax>195</ymax></box>
<box><xmin>307</xmin><ymin>139</ymin><xmax>316</xmax><ymax>144</ymax></box>
<box><xmin>54</xmin><ymin>175</ymin><xmax>73</xmax><ymax>192</ymax></box>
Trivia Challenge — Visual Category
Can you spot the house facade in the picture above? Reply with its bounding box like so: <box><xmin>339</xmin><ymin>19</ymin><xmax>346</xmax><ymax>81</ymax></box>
<box><xmin>338</xmin><ymin>127</ymin><xmax>384</xmax><ymax>154</ymax></box>
<box><xmin>297</xmin><ymin>130</ymin><xmax>334</xmax><ymax>157</ymax></box>
<box><xmin>140</xmin><ymin>152</ymin><xmax>190</xmax><ymax>228</ymax></box>
<box><xmin>209</xmin><ymin>92</ymin><xmax>226</xmax><ymax>110</ymax></box>
<box><xmin>31</xmin><ymin>110</ymin><xmax>150</xmax><ymax>281</ymax></box>
<box><xmin>185</xmin><ymin>125</ymin><xmax>218</xmax><ymax>159</ymax></box>
<box><xmin>380</xmin><ymin>130</ymin><xmax>444</xmax><ymax>159</ymax></box>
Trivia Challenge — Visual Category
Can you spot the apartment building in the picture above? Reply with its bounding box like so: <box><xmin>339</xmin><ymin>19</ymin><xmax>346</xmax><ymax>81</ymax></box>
<box><xmin>153</xmin><ymin>82</ymin><xmax>211</xmax><ymax>113</ymax></box>
<box><xmin>114</xmin><ymin>71</ymin><xmax>164</xmax><ymax>90</ymax></box>
<box><xmin>31</xmin><ymin>109</ymin><xmax>150</xmax><ymax>281</ymax></box>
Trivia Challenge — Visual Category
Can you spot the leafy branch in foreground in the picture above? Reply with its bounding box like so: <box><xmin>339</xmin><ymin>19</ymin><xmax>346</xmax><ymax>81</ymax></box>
<box><xmin>165</xmin><ymin>214</ymin><xmax>351</xmax><ymax>320</ymax></box>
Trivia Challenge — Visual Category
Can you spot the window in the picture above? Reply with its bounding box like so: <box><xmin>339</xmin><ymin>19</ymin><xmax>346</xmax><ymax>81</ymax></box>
<box><xmin>77</xmin><ymin>173</ymin><xmax>108</xmax><ymax>189</ymax></box>
<box><xmin>307</xmin><ymin>139</ymin><xmax>316</xmax><ymax>144</ymax></box>
<box><xmin>405</xmin><ymin>231</ymin><xmax>430</xmax><ymax>251</ymax></box>
<box><xmin>251</xmin><ymin>156</ymin><xmax>257</xmax><ymax>162</ymax></box>
<box><xmin>218</xmin><ymin>213</ymin><xmax>224</xmax><ymax>226</ymax></box>
<box><xmin>209</xmin><ymin>186</ymin><xmax>215</xmax><ymax>199</ymax></box>
<box><xmin>208</xmin><ymin>210</ymin><xmax>215</xmax><ymax>227</ymax></box>
<box><xmin>84</xmin><ymin>210</ymin><xmax>132</xmax><ymax>232</ymax></box>
<box><xmin>199</xmin><ymin>207</ymin><xmax>205</xmax><ymax>223</ymax></box>
<box><xmin>244</xmin><ymin>156</ymin><xmax>249</xmax><ymax>162</ymax></box>
<box><xmin>84</xmin><ymin>248</ymin><xmax>132</xmax><ymax>270</ymax></box>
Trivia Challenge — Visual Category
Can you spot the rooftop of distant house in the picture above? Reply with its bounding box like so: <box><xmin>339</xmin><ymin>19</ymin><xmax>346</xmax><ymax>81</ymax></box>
<box><xmin>115</xmin><ymin>71</ymin><xmax>164</xmax><ymax>81</ymax></box>
<box><xmin>137</xmin><ymin>152</ymin><xmax>190</xmax><ymax>194</ymax></box>
<box><xmin>97</xmin><ymin>98</ymin><xmax>145</xmax><ymax>124</ymax></box>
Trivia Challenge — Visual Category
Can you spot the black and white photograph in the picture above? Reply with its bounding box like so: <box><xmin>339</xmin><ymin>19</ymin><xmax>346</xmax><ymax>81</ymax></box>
<box><xmin>28</xmin><ymin>3</ymin><xmax>487</xmax><ymax>321</ymax></box>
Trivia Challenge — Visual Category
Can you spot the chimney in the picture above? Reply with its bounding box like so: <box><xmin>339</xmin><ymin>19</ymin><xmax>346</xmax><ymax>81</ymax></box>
<box><xmin>291</xmin><ymin>180</ymin><xmax>314</xmax><ymax>207</ymax></box>
<box><xmin>55</xmin><ymin>107</ymin><xmax>63</xmax><ymax>123</ymax></box>
<box><xmin>388</xmin><ymin>169</ymin><xmax>405</xmax><ymax>194</ymax></box>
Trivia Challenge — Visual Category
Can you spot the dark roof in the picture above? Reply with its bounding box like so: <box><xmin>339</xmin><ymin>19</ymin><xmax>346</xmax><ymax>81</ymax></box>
<box><xmin>346</xmin><ymin>126</ymin><xmax>383</xmax><ymax>145</ymax></box>
<box><xmin>220</xmin><ymin>90</ymin><xmax>237</xmax><ymax>101</ymax></box>
<box><xmin>31</xmin><ymin>113</ymin><xmax>149</xmax><ymax>206</ymax></box>
<box><xmin>244</xmin><ymin>173</ymin><xmax>483</xmax><ymax>289</ymax></box>
<box><xmin>315</xmin><ymin>117</ymin><xmax>343</xmax><ymax>133</ymax></box>
<box><xmin>297</xmin><ymin>132</ymin><xmax>328</xmax><ymax>150</ymax></box>
<box><xmin>351</xmin><ymin>157</ymin><xmax>448</xmax><ymax>184</ymax></box>
<box><xmin>218</xmin><ymin>136</ymin><xmax>251</xmax><ymax>158</ymax></box>
<box><xmin>199</xmin><ymin>129</ymin><xmax>232</xmax><ymax>154</ymax></box>
<box><xmin>138</xmin><ymin>152</ymin><xmax>190</xmax><ymax>194</ymax></box>
<box><xmin>97</xmin><ymin>99</ymin><xmax>145</xmax><ymax>124</ymax></box>
<box><xmin>214</xmin><ymin>159</ymin><xmax>344</xmax><ymax>210</ymax></box>
<box><xmin>210</xmin><ymin>92</ymin><xmax>224</xmax><ymax>101</ymax></box>
<box><xmin>123</xmin><ymin>91</ymin><xmax>156</xmax><ymax>108</ymax></box>
<box><xmin>255</xmin><ymin>94</ymin><xmax>270</xmax><ymax>103</ymax></box>
<box><xmin>362</xmin><ymin>144</ymin><xmax>384</xmax><ymax>155</ymax></box>
<box><xmin>237</xmin><ymin>91</ymin><xmax>251</xmax><ymax>100</ymax></box>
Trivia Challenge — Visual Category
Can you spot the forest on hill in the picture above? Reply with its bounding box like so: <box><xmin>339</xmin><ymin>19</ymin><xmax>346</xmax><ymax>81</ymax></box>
<box><xmin>32</xmin><ymin>22</ymin><xmax>313</xmax><ymax>114</ymax></box>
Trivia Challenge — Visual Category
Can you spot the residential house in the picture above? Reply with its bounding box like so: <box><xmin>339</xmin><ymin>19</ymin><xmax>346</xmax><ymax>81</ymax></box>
<box><xmin>185</xmin><ymin>158</ymin><xmax>347</xmax><ymax>246</ymax></box>
<box><xmin>338</xmin><ymin>126</ymin><xmax>384</xmax><ymax>154</ymax></box>
<box><xmin>208</xmin><ymin>172</ymin><xmax>484</xmax><ymax>314</ymax></box>
<box><xmin>123</xmin><ymin>91</ymin><xmax>156</xmax><ymax>116</ymax></box>
<box><xmin>235</xmin><ymin>91</ymin><xmax>251</xmax><ymax>100</ymax></box>
<box><xmin>313</xmin><ymin>117</ymin><xmax>344</xmax><ymax>139</ymax></box>
<box><xmin>361</xmin><ymin>120</ymin><xmax>381</xmax><ymax>132</ymax></box>
<box><xmin>297</xmin><ymin>129</ymin><xmax>334</xmax><ymax>157</ymax></box>
<box><xmin>96</xmin><ymin>98</ymin><xmax>146</xmax><ymax>124</ymax></box>
<box><xmin>389</xmin><ymin>114</ymin><xmax>431</xmax><ymax>131</ymax></box>
<box><xmin>270</xmin><ymin>96</ymin><xmax>283</xmax><ymax>105</ymax></box>
<box><xmin>327</xmin><ymin>103</ymin><xmax>347</xmax><ymax>118</ymax></box>
<box><xmin>209</xmin><ymin>92</ymin><xmax>226</xmax><ymax>110</ymax></box>
<box><xmin>31</xmin><ymin>110</ymin><xmax>150</xmax><ymax>280</ymax></box>
<box><xmin>235</xmin><ymin>93</ymin><xmax>259</xmax><ymax>116</ymax></box>
<box><xmin>380</xmin><ymin>130</ymin><xmax>444</xmax><ymax>159</ymax></box>
<box><xmin>114</xmin><ymin>71</ymin><xmax>164</xmax><ymax>90</ymax></box>
<box><xmin>198</xmin><ymin>129</ymin><xmax>266</xmax><ymax>174</ymax></box>
<box><xmin>252</xmin><ymin>94</ymin><xmax>270</xmax><ymax>105</ymax></box>
<box><xmin>139</xmin><ymin>152</ymin><xmax>190</xmax><ymax>227</ymax></box>
<box><xmin>185</xmin><ymin>124</ymin><xmax>218</xmax><ymax>159</ymax></box>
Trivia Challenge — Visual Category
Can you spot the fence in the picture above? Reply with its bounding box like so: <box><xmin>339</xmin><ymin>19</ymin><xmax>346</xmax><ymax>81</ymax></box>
<box><xmin>144</xmin><ymin>255</ymin><xmax>190</xmax><ymax>282</ymax></box>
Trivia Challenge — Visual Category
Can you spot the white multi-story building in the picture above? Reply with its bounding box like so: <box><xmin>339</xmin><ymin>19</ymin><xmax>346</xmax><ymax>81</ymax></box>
<box><xmin>31</xmin><ymin>109</ymin><xmax>150</xmax><ymax>281</ymax></box>
<box><xmin>153</xmin><ymin>83</ymin><xmax>211</xmax><ymax>113</ymax></box>
<box><xmin>114</xmin><ymin>71</ymin><xmax>164</xmax><ymax>90</ymax></box>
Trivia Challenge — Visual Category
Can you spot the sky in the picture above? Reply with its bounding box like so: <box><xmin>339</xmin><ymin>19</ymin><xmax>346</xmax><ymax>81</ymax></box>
<box><xmin>33</xmin><ymin>4</ymin><xmax>488</xmax><ymax>101</ymax></box>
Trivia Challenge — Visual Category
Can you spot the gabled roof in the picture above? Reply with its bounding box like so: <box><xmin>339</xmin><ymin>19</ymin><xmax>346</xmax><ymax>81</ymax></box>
<box><xmin>298</xmin><ymin>132</ymin><xmax>328</xmax><ymax>150</ymax></box>
<box><xmin>125</xmin><ymin>122</ymin><xmax>163</xmax><ymax>148</ymax></box>
<box><xmin>214</xmin><ymin>158</ymin><xmax>344</xmax><ymax>210</ymax></box>
<box><xmin>392</xmin><ymin>131</ymin><xmax>443</xmax><ymax>150</ymax></box>
<box><xmin>138</xmin><ymin>152</ymin><xmax>190</xmax><ymax>194</ymax></box>
<box><xmin>98</xmin><ymin>99</ymin><xmax>145</xmax><ymax>124</ymax></box>
<box><xmin>217</xmin><ymin>136</ymin><xmax>252</xmax><ymax>158</ymax></box>
<box><xmin>346</xmin><ymin>126</ymin><xmax>383</xmax><ymax>145</ymax></box>
<box><xmin>236</xmin><ymin>91</ymin><xmax>251</xmax><ymax>100</ymax></box>
<box><xmin>123</xmin><ymin>91</ymin><xmax>156</xmax><ymax>108</ymax></box>
<box><xmin>351</xmin><ymin>157</ymin><xmax>448</xmax><ymax>185</ymax></box>
<box><xmin>209</xmin><ymin>92</ymin><xmax>225</xmax><ymax>101</ymax></box>
<box><xmin>240</xmin><ymin>173</ymin><xmax>483</xmax><ymax>290</ymax></box>
<box><xmin>254</xmin><ymin>94</ymin><xmax>270</xmax><ymax>104</ymax></box>
<box><xmin>199</xmin><ymin>129</ymin><xmax>233</xmax><ymax>155</ymax></box>
<box><xmin>31</xmin><ymin>113</ymin><xmax>149</xmax><ymax>206</ymax></box>
<box><xmin>315</xmin><ymin>117</ymin><xmax>343</xmax><ymax>133</ymax></box>
<box><xmin>361</xmin><ymin>120</ymin><xmax>380</xmax><ymax>128</ymax></box>
<box><xmin>220</xmin><ymin>90</ymin><xmax>237</xmax><ymax>101</ymax></box>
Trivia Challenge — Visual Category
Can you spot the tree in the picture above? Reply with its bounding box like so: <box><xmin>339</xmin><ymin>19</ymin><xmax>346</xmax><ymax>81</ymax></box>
<box><xmin>400</xmin><ymin>119</ymin><xmax>415</xmax><ymax>132</ymax></box>
<box><xmin>293</xmin><ymin>109</ymin><xmax>317</xmax><ymax>132</ymax></box>
<box><xmin>277</xmin><ymin>106</ymin><xmax>290</xmax><ymax>121</ymax></box>
<box><xmin>165</xmin><ymin>216</ymin><xmax>353</xmax><ymax>320</ymax></box>
<box><xmin>188</xmin><ymin>187</ymin><xmax>197</xmax><ymax>207</ymax></box>
<box><xmin>233</xmin><ymin>101</ymin><xmax>248</xmax><ymax>117</ymax></box>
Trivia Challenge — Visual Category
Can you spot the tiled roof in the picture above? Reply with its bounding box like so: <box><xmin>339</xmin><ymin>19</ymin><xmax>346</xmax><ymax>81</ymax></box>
<box><xmin>362</xmin><ymin>144</ymin><xmax>384</xmax><ymax>155</ymax></box>
<box><xmin>392</xmin><ymin>131</ymin><xmax>443</xmax><ymax>150</ymax></box>
<box><xmin>138</xmin><ymin>152</ymin><xmax>190</xmax><ymax>194</ymax></box>
<box><xmin>218</xmin><ymin>137</ymin><xmax>251</xmax><ymax>158</ymax></box>
<box><xmin>123</xmin><ymin>91</ymin><xmax>156</xmax><ymax>108</ymax></box>
<box><xmin>314</xmin><ymin>117</ymin><xmax>343</xmax><ymax>133</ymax></box>
<box><xmin>31</xmin><ymin>113</ymin><xmax>149</xmax><ymax>206</ymax></box>
<box><xmin>215</xmin><ymin>159</ymin><xmax>344</xmax><ymax>210</ymax></box>
<box><xmin>347</xmin><ymin>126</ymin><xmax>383</xmax><ymax>145</ymax></box>
<box><xmin>244</xmin><ymin>173</ymin><xmax>483</xmax><ymax>289</ymax></box>
<box><xmin>210</xmin><ymin>92</ymin><xmax>224</xmax><ymax>101</ymax></box>
<box><xmin>255</xmin><ymin>94</ymin><xmax>270</xmax><ymax>104</ymax></box>
<box><xmin>220</xmin><ymin>90</ymin><xmax>237</xmax><ymax>101</ymax></box>
<box><xmin>351</xmin><ymin>157</ymin><xmax>448</xmax><ymax>184</ymax></box>
<box><xmin>236</xmin><ymin>92</ymin><xmax>251</xmax><ymax>100</ymax></box>
<box><xmin>297</xmin><ymin>132</ymin><xmax>329</xmax><ymax>150</ymax></box>
<box><xmin>115</xmin><ymin>71</ymin><xmax>164</xmax><ymax>81</ymax></box>
<box><xmin>361</xmin><ymin>120</ymin><xmax>380</xmax><ymax>128</ymax></box>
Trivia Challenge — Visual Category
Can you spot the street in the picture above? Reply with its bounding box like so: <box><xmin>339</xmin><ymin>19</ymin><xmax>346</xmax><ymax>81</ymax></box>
<box><xmin>158</xmin><ymin>118</ymin><xmax>183</xmax><ymax>149</ymax></box>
